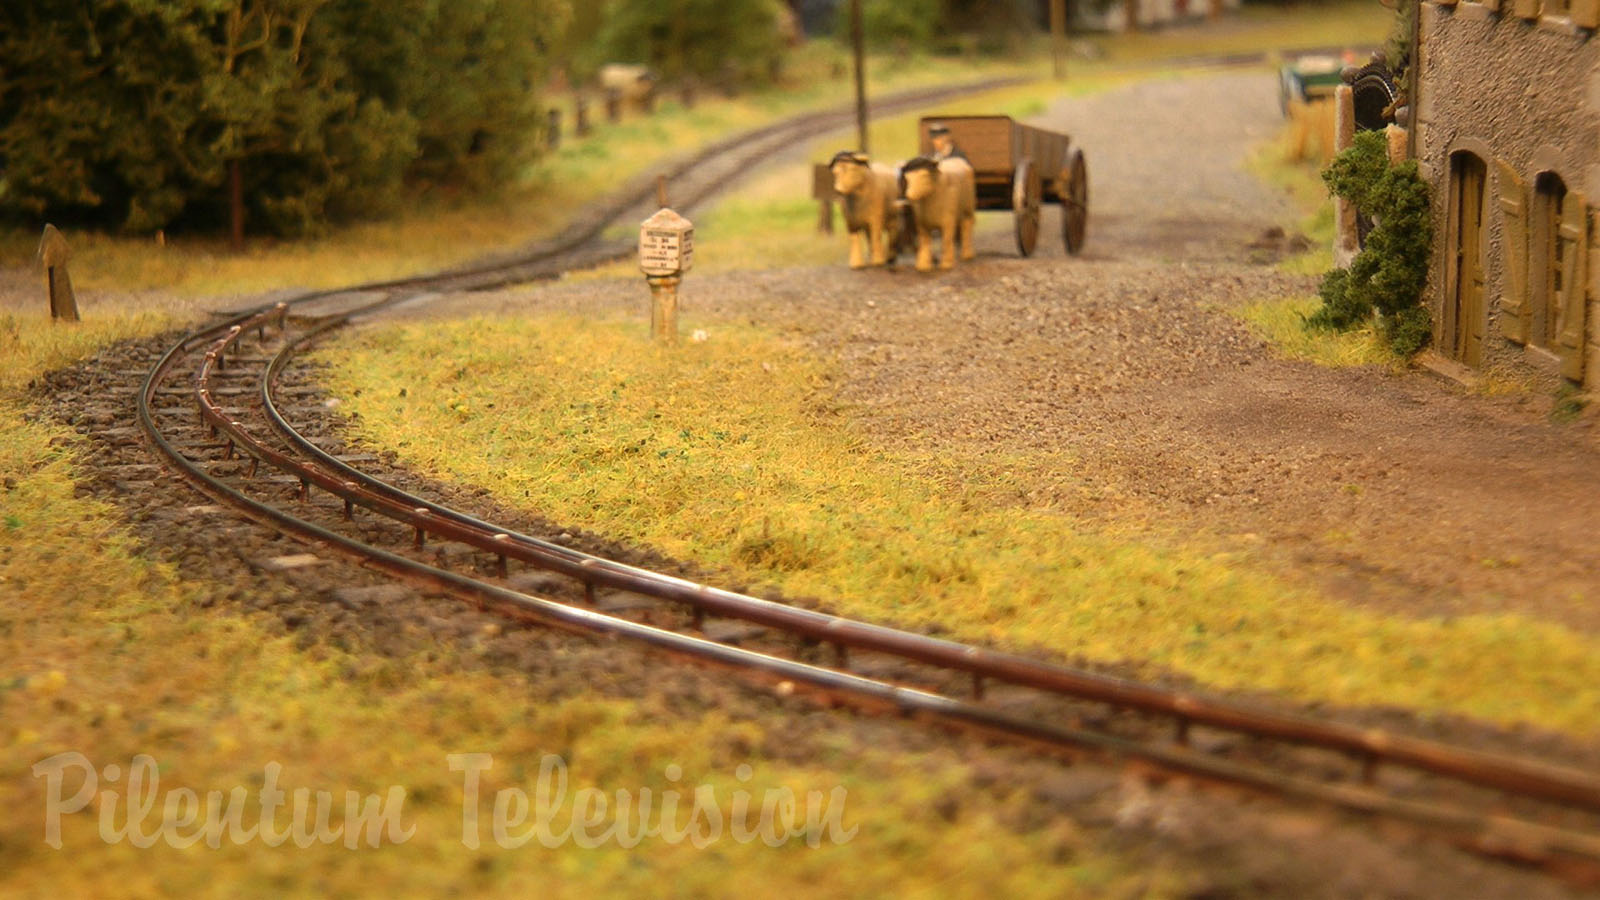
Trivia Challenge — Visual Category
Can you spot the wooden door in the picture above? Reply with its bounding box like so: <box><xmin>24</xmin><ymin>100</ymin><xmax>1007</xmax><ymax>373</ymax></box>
<box><xmin>1446</xmin><ymin>153</ymin><xmax>1487</xmax><ymax>365</ymax></box>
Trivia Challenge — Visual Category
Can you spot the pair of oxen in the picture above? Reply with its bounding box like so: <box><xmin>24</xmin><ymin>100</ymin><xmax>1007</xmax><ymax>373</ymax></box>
<box><xmin>829</xmin><ymin>151</ymin><xmax>976</xmax><ymax>272</ymax></box>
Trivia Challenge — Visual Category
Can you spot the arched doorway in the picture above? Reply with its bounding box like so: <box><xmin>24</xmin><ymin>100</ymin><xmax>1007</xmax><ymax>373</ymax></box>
<box><xmin>1443</xmin><ymin>151</ymin><xmax>1487</xmax><ymax>365</ymax></box>
<box><xmin>1532</xmin><ymin>171</ymin><xmax>1569</xmax><ymax>353</ymax></box>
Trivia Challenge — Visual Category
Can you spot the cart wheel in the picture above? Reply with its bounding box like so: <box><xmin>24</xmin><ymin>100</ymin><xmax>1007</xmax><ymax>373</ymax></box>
<box><xmin>1061</xmin><ymin>149</ymin><xmax>1088</xmax><ymax>256</ymax></box>
<box><xmin>1013</xmin><ymin>158</ymin><xmax>1042</xmax><ymax>258</ymax></box>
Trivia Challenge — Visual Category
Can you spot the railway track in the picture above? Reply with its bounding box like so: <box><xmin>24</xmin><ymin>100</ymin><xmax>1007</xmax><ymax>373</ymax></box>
<box><xmin>129</xmin><ymin>81</ymin><xmax>1600</xmax><ymax>881</ymax></box>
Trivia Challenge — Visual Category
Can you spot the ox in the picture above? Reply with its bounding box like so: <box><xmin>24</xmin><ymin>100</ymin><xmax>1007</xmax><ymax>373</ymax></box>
<box><xmin>900</xmin><ymin>155</ymin><xmax>976</xmax><ymax>272</ymax></box>
<box><xmin>829</xmin><ymin>151</ymin><xmax>901</xmax><ymax>269</ymax></box>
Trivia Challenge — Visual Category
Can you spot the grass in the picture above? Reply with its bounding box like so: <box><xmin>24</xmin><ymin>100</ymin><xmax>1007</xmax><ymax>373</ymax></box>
<box><xmin>1092</xmin><ymin>0</ymin><xmax>1392</xmax><ymax>65</ymax></box>
<box><xmin>1238</xmin><ymin>92</ymin><xmax>1405</xmax><ymax>363</ymax></box>
<box><xmin>0</xmin><ymin>4</ymin><xmax>1425</xmax><ymax>890</ymax></box>
<box><xmin>320</xmin><ymin>316</ymin><xmax>1600</xmax><ymax>738</ymax></box>
<box><xmin>0</xmin><ymin>38</ymin><xmax>1231</xmax><ymax>899</ymax></box>
<box><xmin>1236</xmin><ymin>295</ymin><xmax>1396</xmax><ymax>368</ymax></box>
<box><xmin>0</xmin><ymin>313</ymin><xmax>1173</xmax><ymax>897</ymax></box>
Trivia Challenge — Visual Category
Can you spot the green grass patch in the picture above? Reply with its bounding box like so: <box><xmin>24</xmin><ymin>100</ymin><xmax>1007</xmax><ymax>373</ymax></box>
<box><xmin>1093</xmin><ymin>0</ymin><xmax>1391</xmax><ymax>65</ymax></box>
<box><xmin>1236</xmin><ymin>296</ymin><xmax>1396</xmax><ymax>368</ymax></box>
<box><xmin>321</xmin><ymin>316</ymin><xmax>1600</xmax><ymax>737</ymax></box>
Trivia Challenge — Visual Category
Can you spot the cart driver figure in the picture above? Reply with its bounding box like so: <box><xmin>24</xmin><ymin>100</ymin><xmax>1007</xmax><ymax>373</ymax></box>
<box><xmin>928</xmin><ymin>122</ymin><xmax>967</xmax><ymax>162</ymax></box>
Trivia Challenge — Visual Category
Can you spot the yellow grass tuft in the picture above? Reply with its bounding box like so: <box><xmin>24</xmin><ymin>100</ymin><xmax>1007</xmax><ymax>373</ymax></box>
<box><xmin>322</xmin><ymin>315</ymin><xmax>1600</xmax><ymax>737</ymax></box>
<box><xmin>1236</xmin><ymin>295</ymin><xmax>1397</xmax><ymax>369</ymax></box>
<box><xmin>0</xmin><ymin>286</ymin><xmax>1161</xmax><ymax>900</ymax></box>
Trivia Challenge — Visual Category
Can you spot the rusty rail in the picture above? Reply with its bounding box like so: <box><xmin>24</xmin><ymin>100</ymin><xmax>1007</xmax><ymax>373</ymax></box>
<box><xmin>216</xmin><ymin>300</ymin><xmax>1600</xmax><ymax>849</ymax></box>
<box><xmin>138</xmin><ymin>305</ymin><xmax>1600</xmax><ymax>873</ymax></box>
<box><xmin>131</xmin><ymin>75</ymin><xmax>1600</xmax><ymax>877</ymax></box>
<box><xmin>253</xmin><ymin>312</ymin><xmax>1600</xmax><ymax>816</ymax></box>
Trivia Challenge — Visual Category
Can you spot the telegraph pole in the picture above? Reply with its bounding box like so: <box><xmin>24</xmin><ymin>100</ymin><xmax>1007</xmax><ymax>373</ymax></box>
<box><xmin>850</xmin><ymin>0</ymin><xmax>868</xmax><ymax>154</ymax></box>
<box><xmin>1050</xmin><ymin>0</ymin><xmax>1067</xmax><ymax>80</ymax></box>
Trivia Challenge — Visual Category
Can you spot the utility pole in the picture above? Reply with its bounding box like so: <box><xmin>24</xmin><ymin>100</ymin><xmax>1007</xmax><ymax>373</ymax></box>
<box><xmin>850</xmin><ymin>0</ymin><xmax>868</xmax><ymax>154</ymax></box>
<box><xmin>1050</xmin><ymin>0</ymin><xmax>1068</xmax><ymax>81</ymax></box>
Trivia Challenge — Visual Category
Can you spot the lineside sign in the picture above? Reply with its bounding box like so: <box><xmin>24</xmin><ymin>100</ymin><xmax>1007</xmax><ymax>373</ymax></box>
<box><xmin>639</xmin><ymin>208</ymin><xmax>694</xmax><ymax>276</ymax></box>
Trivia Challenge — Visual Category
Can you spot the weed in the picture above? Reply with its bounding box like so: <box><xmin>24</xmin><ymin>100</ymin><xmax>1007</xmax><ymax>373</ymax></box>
<box><xmin>1551</xmin><ymin>382</ymin><xmax>1588</xmax><ymax>423</ymax></box>
<box><xmin>1235</xmin><ymin>295</ymin><xmax>1396</xmax><ymax>368</ymax></box>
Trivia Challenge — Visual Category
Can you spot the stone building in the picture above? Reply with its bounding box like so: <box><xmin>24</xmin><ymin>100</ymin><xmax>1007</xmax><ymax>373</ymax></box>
<box><xmin>1414</xmin><ymin>0</ymin><xmax>1600</xmax><ymax>387</ymax></box>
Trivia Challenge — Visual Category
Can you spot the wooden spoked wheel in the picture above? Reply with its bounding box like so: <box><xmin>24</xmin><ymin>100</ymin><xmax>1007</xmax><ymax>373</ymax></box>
<box><xmin>1013</xmin><ymin>158</ymin><xmax>1042</xmax><ymax>258</ymax></box>
<box><xmin>1061</xmin><ymin>149</ymin><xmax>1088</xmax><ymax>256</ymax></box>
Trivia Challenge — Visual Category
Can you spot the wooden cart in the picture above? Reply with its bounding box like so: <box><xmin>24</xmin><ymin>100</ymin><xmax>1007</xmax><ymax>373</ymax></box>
<box><xmin>917</xmin><ymin>115</ymin><xmax>1088</xmax><ymax>257</ymax></box>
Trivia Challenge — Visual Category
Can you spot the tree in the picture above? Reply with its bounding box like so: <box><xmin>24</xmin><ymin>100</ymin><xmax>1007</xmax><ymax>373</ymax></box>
<box><xmin>836</xmin><ymin>0</ymin><xmax>1042</xmax><ymax>55</ymax></box>
<box><xmin>0</xmin><ymin>0</ymin><xmax>566</xmax><ymax>238</ymax></box>
<box><xmin>848</xmin><ymin>0</ymin><xmax>940</xmax><ymax>53</ymax></box>
<box><xmin>585</xmin><ymin>0</ymin><xmax>789</xmax><ymax>86</ymax></box>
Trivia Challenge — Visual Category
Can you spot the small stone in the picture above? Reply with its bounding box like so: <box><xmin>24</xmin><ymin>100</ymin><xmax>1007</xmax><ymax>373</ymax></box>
<box><xmin>258</xmin><ymin>554</ymin><xmax>324</xmax><ymax>572</ymax></box>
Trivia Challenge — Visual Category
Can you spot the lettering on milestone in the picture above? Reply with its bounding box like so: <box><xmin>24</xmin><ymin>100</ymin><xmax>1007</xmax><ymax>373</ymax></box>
<box><xmin>639</xmin><ymin>208</ymin><xmax>694</xmax><ymax>276</ymax></box>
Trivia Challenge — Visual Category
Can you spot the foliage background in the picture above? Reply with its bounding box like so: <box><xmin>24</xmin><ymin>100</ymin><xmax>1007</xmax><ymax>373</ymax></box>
<box><xmin>0</xmin><ymin>0</ymin><xmax>568</xmax><ymax>236</ymax></box>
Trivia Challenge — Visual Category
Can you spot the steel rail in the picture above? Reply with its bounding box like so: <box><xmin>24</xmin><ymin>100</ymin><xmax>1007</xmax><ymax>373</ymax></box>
<box><xmin>143</xmin><ymin>315</ymin><xmax>1600</xmax><ymax>872</ymax></box>
<box><xmin>128</xmin><ymin>72</ymin><xmax>1600</xmax><ymax>877</ymax></box>
<box><xmin>255</xmin><ymin>314</ymin><xmax>1600</xmax><ymax>817</ymax></box>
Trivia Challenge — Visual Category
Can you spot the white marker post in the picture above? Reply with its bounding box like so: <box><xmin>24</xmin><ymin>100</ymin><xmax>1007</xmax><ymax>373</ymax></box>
<box><xmin>639</xmin><ymin>207</ymin><xmax>693</xmax><ymax>345</ymax></box>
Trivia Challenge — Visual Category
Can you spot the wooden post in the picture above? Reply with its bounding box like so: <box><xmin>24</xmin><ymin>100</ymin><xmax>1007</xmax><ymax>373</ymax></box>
<box><xmin>656</xmin><ymin>175</ymin><xmax>669</xmax><ymax>208</ymax></box>
<box><xmin>1333</xmin><ymin>85</ymin><xmax>1359</xmax><ymax>268</ymax></box>
<box><xmin>37</xmin><ymin>225</ymin><xmax>79</xmax><ymax>322</ymax></box>
<box><xmin>605</xmin><ymin>87</ymin><xmax>622</xmax><ymax>123</ymax></box>
<box><xmin>649</xmin><ymin>275</ymin><xmax>681</xmax><ymax>345</ymax></box>
<box><xmin>1050</xmin><ymin>0</ymin><xmax>1068</xmax><ymax>80</ymax></box>
<box><xmin>813</xmin><ymin>163</ymin><xmax>837</xmax><ymax>234</ymax></box>
<box><xmin>1124</xmin><ymin>0</ymin><xmax>1139</xmax><ymax>32</ymax></box>
<box><xmin>850</xmin><ymin>0</ymin><xmax>868</xmax><ymax>154</ymax></box>
<box><xmin>575</xmin><ymin>96</ymin><xmax>591</xmax><ymax>137</ymax></box>
<box><xmin>547</xmin><ymin>108</ymin><xmax>562</xmax><ymax>150</ymax></box>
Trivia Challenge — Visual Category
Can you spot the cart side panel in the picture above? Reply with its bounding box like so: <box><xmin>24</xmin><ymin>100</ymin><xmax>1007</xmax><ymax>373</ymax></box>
<box><xmin>919</xmin><ymin>116</ymin><xmax>1015</xmax><ymax>175</ymax></box>
<box><xmin>1021</xmin><ymin>127</ymin><xmax>1073</xmax><ymax>204</ymax></box>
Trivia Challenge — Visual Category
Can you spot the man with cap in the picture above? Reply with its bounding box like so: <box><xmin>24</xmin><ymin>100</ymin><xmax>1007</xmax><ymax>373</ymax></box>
<box><xmin>928</xmin><ymin>122</ymin><xmax>968</xmax><ymax>162</ymax></box>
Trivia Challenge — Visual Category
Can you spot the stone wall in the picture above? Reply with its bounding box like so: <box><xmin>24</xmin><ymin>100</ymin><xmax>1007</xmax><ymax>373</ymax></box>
<box><xmin>1415</xmin><ymin>1</ymin><xmax>1600</xmax><ymax>387</ymax></box>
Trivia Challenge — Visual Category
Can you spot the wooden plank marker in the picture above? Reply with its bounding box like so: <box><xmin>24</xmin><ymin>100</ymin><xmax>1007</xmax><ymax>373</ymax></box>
<box><xmin>575</xmin><ymin>96</ymin><xmax>591</xmax><ymax>137</ymax></box>
<box><xmin>37</xmin><ymin>224</ymin><xmax>79</xmax><ymax>322</ymax></box>
<box><xmin>547</xmin><ymin>108</ymin><xmax>562</xmax><ymax>150</ymax></box>
<box><xmin>813</xmin><ymin>163</ymin><xmax>837</xmax><ymax>234</ymax></box>
<box><xmin>639</xmin><ymin>208</ymin><xmax>694</xmax><ymax>345</ymax></box>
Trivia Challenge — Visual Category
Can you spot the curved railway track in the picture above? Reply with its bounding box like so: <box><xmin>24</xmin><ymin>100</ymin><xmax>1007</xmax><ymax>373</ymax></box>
<box><xmin>130</xmin><ymin>81</ymin><xmax>1600</xmax><ymax>881</ymax></box>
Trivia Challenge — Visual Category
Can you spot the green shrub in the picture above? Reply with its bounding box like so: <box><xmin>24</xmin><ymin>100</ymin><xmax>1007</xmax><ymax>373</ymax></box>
<box><xmin>590</xmin><ymin>0</ymin><xmax>789</xmax><ymax>86</ymax></box>
<box><xmin>845</xmin><ymin>0</ymin><xmax>940</xmax><ymax>52</ymax></box>
<box><xmin>1310</xmin><ymin>130</ymin><xmax>1433</xmax><ymax>356</ymax></box>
